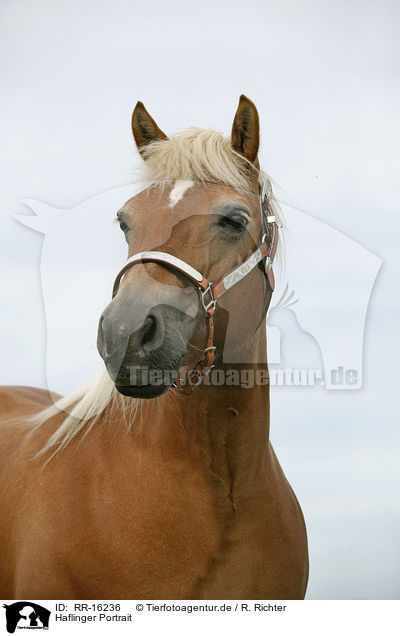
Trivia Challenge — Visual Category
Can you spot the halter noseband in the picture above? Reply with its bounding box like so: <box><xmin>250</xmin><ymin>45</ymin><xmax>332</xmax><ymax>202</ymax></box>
<box><xmin>111</xmin><ymin>181</ymin><xmax>279</xmax><ymax>395</ymax></box>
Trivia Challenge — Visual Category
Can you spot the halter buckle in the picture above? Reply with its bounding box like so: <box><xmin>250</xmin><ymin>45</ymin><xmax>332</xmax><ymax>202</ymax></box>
<box><xmin>201</xmin><ymin>283</ymin><xmax>216</xmax><ymax>313</ymax></box>
<box><xmin>260</xmin><ymin>179</ymin><xmax>273</xmax><ymax>205</ymax></box>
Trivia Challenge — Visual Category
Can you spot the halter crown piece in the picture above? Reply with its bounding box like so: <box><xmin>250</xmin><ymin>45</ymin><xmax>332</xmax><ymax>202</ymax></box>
<box><xmin>111</xmin><ymin>180</ymin><xmax>279</xmax><ymax>395</ymax></box>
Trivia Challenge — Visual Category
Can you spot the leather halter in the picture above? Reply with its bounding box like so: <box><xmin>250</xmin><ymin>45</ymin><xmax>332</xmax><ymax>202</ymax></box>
<box><xmin>111</xmin><ymin>181</ymin><xmax>279</xmax><ymax>395</ymax></box>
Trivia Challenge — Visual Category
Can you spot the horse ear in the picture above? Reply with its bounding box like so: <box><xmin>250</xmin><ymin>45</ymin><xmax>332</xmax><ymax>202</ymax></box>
<box><xmin>132</xmin><ymin>101</ymin><xmax>168</xmax><ymax>156</ymax></box>
<box><xmin>231</xmin><ymin>95</ymin><xmax>260</xmax><ymax>163</ymax></box>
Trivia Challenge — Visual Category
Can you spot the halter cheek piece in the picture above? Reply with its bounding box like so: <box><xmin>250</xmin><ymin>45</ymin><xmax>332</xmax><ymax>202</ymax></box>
<box><xmin>111</xmin><ymin>181</ymin><xmax>279</xmax><ymax>395</ymax></box>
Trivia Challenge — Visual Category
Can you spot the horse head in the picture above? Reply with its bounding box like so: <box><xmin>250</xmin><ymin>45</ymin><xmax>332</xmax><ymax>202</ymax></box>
<box><xmin>97</xmin><ymin>97</ymin><xmax>277</xmax><ymax>398</ymax></box>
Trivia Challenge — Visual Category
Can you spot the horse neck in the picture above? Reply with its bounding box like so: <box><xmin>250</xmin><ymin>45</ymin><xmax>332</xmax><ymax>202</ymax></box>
<box><xmin>100</xmin><ymin>319</ymin><xmax>270</xmax><ymax>517</ymax></box>
<box><xmin>142</xmin><ymin>319</ymin><xmax>271</xmax><ymax>509</ymax></box>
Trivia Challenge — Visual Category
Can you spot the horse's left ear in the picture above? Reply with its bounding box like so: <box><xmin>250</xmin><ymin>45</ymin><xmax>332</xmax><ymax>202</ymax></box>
<box><xmin>132</xmin><ymin>101</ymin><xmax>168</xmax><ymax>156</ymax></box>
<box><xmin>231</xmin><ymin>95</ymin><xmax>260</xmax><ymax>164</ymax></box>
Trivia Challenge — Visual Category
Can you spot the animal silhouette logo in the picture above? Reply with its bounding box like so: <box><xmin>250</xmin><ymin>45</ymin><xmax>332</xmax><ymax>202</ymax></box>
<box><xmin>264</xmin><ymin>204</ymin><xmax>382</xmax><ymax>388</ymax></box>
<box><xmin>15</xmin><ymin>188</ymin><xmax>382</xmax><ymax>392</ymax></box>
<box><xmin>268</xmin><ymin>284</ymin><xmax>322</xmax><ymax>367</ymax></box>
<box><xmin>2</xmin><ymin>602</ymin><xmax>50</xmax><ymax>633</ymax></box>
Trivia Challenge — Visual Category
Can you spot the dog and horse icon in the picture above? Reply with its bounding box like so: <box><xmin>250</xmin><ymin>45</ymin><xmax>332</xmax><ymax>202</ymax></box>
<box><xmin>2</xmin><ymin>602</ymin><xmax>50</xmax><ymax>633</ymax></box>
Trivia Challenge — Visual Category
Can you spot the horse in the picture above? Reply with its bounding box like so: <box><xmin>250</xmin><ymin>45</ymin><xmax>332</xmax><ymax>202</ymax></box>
<box><xmin>0</xmin><ymin>95</ymin><xmax>308</xmax><ymax>599</ymax></box>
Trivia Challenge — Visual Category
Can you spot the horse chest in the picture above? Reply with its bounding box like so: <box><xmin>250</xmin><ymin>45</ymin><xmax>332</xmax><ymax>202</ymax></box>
<box><xmin>13</xmin><ymin>462</ymin><xmax>275</xmax><ymax>599</ymax></box>
<box><xmin>11</xmin><ymin>440</ymin><xmax>306</xmax><ymax>600</ymax></box>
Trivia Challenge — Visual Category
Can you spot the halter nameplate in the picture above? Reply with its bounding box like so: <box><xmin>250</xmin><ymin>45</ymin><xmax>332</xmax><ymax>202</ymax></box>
<box><xmin>222</xmin><ymin>247</ymin><xmax>263</xmax><ymax>291</ymax></box>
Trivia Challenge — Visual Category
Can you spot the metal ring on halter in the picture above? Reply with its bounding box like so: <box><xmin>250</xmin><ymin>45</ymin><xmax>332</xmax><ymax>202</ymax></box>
<box><xmin>201</xmin><ymin>283</ymin><xmax>216</xmax><ymax>313</ymax></box>
<box><xmin>203</xmin><ymin>346</ymin><xmax>216</xmax><ymax>357</ymax></box>
<box><xmin>188</xmin><ymin>369</ymin><xmax>203</xmax><ymax>387</ymax></box>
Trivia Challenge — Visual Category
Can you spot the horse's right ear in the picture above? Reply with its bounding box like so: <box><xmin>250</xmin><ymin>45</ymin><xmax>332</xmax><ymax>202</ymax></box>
<box><xmin>132</xmin><ymin>102</ymin><xmax>168</xmax><ymax>157</ymax></box>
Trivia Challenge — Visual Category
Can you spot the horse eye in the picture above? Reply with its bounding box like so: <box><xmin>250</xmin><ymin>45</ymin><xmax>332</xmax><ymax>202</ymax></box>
<box><xmin>220</xmin><ymin>214</ymin><xmax>249</xmax><ymax>232</ymax></box>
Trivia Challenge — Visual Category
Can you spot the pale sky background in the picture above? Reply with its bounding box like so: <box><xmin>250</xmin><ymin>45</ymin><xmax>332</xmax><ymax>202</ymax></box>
<box><xmin>1</xmin><ymin>0</ymin><xmax>399</xmax><ymax>599</ymax></box>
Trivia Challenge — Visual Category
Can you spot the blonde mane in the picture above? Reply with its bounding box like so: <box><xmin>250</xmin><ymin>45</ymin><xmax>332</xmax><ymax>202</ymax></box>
<box><xmin>31</xmin><ymin>127</ymin><xmax>284</xmax><ymax>455</ymax></box>
<box><xmin>139</xmin><ymin>128</ymin><xmax>259</xmax><ymax>192</ymax></box>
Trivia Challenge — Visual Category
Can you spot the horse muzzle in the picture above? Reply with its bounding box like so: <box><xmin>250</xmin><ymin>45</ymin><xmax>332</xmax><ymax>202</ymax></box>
<box><xmin>97</xmin><ymin>278</ymin><xmax>199</xmax><ymax>398</ymax></box>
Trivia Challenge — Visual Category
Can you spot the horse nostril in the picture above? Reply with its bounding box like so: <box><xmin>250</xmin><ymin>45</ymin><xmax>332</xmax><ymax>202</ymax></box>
<box><xmin>140</xmin><ymin>316</ymin><xmax>157</xmax><ymax>348</ymax></box>
<box><xmin>138</xmin><ymin>311</ymin><xmax>165</xmax><ymax>354</ymax></box>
